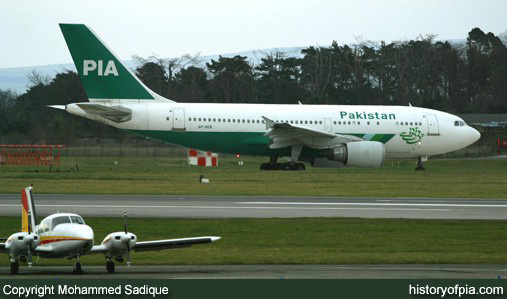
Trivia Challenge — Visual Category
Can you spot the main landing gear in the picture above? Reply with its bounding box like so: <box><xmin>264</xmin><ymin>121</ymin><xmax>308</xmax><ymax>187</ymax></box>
<box><xmin>10</xmin><ymin>260</ymin><xmax>19</xmax><ymax>274</ymax></box>
<box><xmin>106</xmin><ymin>260</ymin><xmax>115</xmax><ymax>273</ymax></box>
<box><xmin>260</xmin><ymin>156</ymin><xmax>306</xmax><ymax>171</ymax></box>
<box><xmin>415</xmin><ymin>156</ymin><xmax>425</xmax><ymax>171</ymax></box>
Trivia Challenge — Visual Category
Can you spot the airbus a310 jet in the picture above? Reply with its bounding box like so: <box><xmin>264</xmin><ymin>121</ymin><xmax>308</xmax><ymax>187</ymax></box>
<box><xmin>0</xmin><ymin>187</ymin><xmax>220</xmax><ymax>274</ymax></box>
<box><xmin>51</xmin><ymin>24</ymin><xmax>480</xmax><ymax>171</ymax></box>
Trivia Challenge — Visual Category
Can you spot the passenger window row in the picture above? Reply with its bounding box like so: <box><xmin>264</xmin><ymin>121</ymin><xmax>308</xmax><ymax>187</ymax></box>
<box><xmin>396</xmin><ymin>122</ymin><xmax>423</xmax><ymax>126</ymax></box>
<box><xmin>186</xmin><ymin>118</ymin><xmax>379</xmax><ymax>126</ymax></box>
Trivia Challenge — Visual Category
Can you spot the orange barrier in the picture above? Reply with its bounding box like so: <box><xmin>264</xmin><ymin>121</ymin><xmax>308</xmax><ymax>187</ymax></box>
<box><xmin>0</xmin><ymin>145</ymin><xmax>65</xmax><ymax>166</ymax></box>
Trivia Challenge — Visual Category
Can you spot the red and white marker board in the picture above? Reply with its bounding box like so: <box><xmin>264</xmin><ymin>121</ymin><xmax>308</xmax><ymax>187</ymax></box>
<box><xmin>188</xmin><ymin>149</ymin><xmax>218</xmax><ymax>166</ymax></box>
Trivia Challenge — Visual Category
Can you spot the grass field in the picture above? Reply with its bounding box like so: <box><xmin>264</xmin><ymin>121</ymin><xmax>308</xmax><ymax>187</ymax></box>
<box><xmin>1</xmin><ymin>216</ymin><xmax>506</xmax><ymax>266</ymax></box>
<box><xmin>0</xmin><ymin>157</ymin><xmax>506</xmax><ymax>198</ymax></box>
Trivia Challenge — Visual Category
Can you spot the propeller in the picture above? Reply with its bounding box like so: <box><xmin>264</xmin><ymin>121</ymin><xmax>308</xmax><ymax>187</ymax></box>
<box><xmin>123</xmin><ymin>211</ymin><xmax>131</xmax><ymax>266</ymax></box>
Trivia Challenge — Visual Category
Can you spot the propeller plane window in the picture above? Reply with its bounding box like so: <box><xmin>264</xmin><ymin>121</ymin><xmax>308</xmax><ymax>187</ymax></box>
<box><xmin>70</xmin><ymin>216</ymin><xmax>84</xmax><ymax>224</ymax></box>
<box><xmin>51</xmin><ymin>216</ymin><xmax>71</xmax><ymax>229</ymax></box>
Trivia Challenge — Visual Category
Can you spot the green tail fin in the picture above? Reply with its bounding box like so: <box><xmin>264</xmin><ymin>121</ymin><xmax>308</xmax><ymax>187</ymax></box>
<box><xmin>59</xmin><ymin>24</ymin><xmax>166</xmax><ymax>101</ymax></box>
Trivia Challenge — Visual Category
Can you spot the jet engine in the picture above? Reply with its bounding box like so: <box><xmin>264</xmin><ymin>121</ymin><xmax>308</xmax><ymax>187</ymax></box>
<box><xmin>327</xmin><ymin>141</ymin><xmax>385</xmax><ymax>168</ymax></box>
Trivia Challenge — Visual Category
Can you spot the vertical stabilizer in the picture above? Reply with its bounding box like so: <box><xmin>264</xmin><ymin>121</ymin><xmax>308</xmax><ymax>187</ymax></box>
<box><xmin>21</xmin><ymin>187</ymin><xmax>37</xmax><ymax>233</ymax></box>
<box><xmin>59</xmin><ymin>24</ymin><xmax>173</xmax><ymax>103</ymax></box>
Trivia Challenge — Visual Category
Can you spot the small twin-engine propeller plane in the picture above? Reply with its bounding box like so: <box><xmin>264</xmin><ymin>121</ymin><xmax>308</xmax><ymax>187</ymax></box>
<box><xmin>0</xmin><ymin>187</ymin><xmax>220</xmax><ymax>274</ymax></box>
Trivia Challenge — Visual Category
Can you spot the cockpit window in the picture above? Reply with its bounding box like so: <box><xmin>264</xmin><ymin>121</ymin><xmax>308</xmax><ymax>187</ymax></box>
<box><xmin>70</xmin><ymin>216</ymin><xmax>85</xmax><ymax>225</ymax></box>
<box><xmin>454</xmin><ymin>120</ymin><xmax>466</xmax><ymax>127</ymax></box>
<box><xmin>51</xmin><ymin>216</ymin><xmax>71</xmax><ymax>229</ymax></box>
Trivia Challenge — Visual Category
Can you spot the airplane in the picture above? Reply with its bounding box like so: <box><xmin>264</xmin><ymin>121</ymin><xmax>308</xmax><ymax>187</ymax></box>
<box><xmin>0</xmin><ymin>187</ymin><xmax>220</xmax><ymax>274</ymax></box>
<box><xmin>50</xmin><ymin>24</ymin><xmax>481</xmax><ymax>171</ymax></box>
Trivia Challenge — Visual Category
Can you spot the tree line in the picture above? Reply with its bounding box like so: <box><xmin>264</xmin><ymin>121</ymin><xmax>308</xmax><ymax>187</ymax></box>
<box><xmin>0</xmin><ymin>27</ymin><xmax>506</xmax><ymax>142</ymax></box>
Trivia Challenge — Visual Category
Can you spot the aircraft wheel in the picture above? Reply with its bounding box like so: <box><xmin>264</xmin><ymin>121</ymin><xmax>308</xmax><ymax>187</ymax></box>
<box><xmin>73</xmin><ymin>262</ymin><xmax>84</xmax><ymax>275</ymax></box>
<box><xmin>295</xmin><ymin>163</ymin><xmax>306</xmax><ymax>170</ymax></box>
<box><xmin>260</xmin><ymin>162</ymin><xmax>279</xmax><ymax>170</ymax></box>
<box><xmin>10</xmin><ymin>261</ymin><xmax>19</xmax><ymax>275</ymax></box>
<box><xmin>415</xmin><ymin>166</ymin><xmax>425</xmax><ymax>171</ymax></box>
<box><xmin>280</xmin><ymin>163</ymin><xmax>293</xmax><ymax>170</ymax></box>
<box><xmin>106</xmin><ymin>261</ymin><xmax>115</xmax><ymax>273</ymax></box>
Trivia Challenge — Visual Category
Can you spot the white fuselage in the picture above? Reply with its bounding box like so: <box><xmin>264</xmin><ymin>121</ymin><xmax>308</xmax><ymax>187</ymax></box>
<box><xmin>65</xmin><ymin>102</ymin><xmax>481</xmax><ymax>159</ymax></box>
<box><xmin>34</xmin><ymin>213</ymin><xmax>94</xmax><ymax>258</ymax></box>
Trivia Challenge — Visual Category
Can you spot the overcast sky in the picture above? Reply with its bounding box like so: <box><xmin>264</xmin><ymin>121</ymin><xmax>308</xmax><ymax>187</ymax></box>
<box><xmin>1</xmin><ymin>0</ymin><xmax>506</xmax><ymax>68</ymax></box>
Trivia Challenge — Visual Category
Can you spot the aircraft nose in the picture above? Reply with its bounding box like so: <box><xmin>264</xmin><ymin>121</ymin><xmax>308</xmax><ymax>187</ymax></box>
<box><xmin>77</xmin><ymin>225</ymin><xmax>94</xmax><ymax>249</ymax></box>
<box><xmin>469</xmin><ymin>127</ymin><xmax>481</xmax><ymax>144</ymax></box>
<box><xmin>80</xmin><ymin>225</ymin><xmax>94</xmax><ymax>238</ymax></box>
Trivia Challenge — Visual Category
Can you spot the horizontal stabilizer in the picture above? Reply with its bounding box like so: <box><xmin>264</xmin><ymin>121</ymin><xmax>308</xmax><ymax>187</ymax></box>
<box><xmin>48</xmin><ymin>105</ymin><xmax>66</xmax><ymax>110</ymax></box>
<box><xmin>76</xmin><ymin>103</ymin><xmax>132</xmax><ymax>123</ymax></box>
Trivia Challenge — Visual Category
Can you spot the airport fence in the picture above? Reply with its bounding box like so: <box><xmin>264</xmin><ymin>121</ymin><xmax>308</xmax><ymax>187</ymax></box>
<box><xmin>0</xmin><ymin>130</ymin><xmax>505</xmax><ymax>159</ymax></box>
<box><xmin>0</xmin><ymin>137</ymin><xmax>187</xmax><ymax>158</ymax></box>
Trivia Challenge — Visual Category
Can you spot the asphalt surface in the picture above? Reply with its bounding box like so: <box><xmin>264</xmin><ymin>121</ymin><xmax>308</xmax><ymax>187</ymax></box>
<box><xmin>1</xmin><ymin>264</ymin><xmax>506</xmax><ymax>279</ymax></box>
<box><xmin>0</xmin><ymin>194</ymin><xmax>507</xmax><ymax>220</ymax></box>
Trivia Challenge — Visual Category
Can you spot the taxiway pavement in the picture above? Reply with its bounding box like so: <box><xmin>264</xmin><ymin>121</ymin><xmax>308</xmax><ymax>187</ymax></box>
<box><xmin>0</xmin><ymin>264</ymin><xmax>505</xmax><ymax>279</ymax></box>
<box><xmin>0</xmin><ymin>194</ymin><xmax>506</xmax><ymax>220</ymax></box>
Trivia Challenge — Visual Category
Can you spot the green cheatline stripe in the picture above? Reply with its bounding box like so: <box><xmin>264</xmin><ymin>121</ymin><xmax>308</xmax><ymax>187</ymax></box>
<box><xmin>349</xmin><ymin>133</ymin><xmax>394</xmax><ymax>144</ymax></box>
<box><xmin>378</xmin><ymin>134</ymin><xmax>395</xmax><ymax>143</ymax></box>
<box><xmin>370</xmin><ymin>134</ymin><xmax>385</xmax><ymax>142</ymax></box>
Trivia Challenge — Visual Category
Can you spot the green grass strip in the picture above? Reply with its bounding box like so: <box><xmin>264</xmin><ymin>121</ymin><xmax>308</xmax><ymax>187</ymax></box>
<box><xmin>1</xmin><ymin>217</ymin><xmax>506</xmax><ymax>266</ymax></box>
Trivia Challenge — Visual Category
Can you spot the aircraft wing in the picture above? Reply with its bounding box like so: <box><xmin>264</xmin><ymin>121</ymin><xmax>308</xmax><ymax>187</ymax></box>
<box><xmin>262</xmin><ymin>116</ymin><xmax>361</xmax><ymax>149</ymax></box>
<box><xmin>88</xmin><ymin>244</ymin><xmax>108</xmax><ymax>254</ymax></box>
<box><xmin>87</xmin><ymin>236</ymin><xmax>220</xmax><ymax>254</ymax></box>
<box><xmin>133</xmin><ymin>236</ymin><xmax>220</xmax><ymax>252</ymax></box>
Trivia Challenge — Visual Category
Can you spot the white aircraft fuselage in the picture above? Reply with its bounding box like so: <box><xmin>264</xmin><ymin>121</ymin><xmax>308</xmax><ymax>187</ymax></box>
<box><xmin>65</xmin><ymin>102</ymin><xmax>480</xmax><ymax>159</ymax></box>
<box><xmin>33</xmin><ymin>213</ymin><xmax>93</xmax><ymax>258</ymax></box>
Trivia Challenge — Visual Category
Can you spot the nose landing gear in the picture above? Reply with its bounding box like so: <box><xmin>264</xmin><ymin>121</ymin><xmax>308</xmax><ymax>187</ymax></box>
<box><xmin>415</xmin><ymin>156</ymin><xmax>426</xmax><ymax>171</ymax></box>
<box><xmin>73</xmin><ymin>254</ymin><xmax>84</xmax><ymax>274</ymax></box>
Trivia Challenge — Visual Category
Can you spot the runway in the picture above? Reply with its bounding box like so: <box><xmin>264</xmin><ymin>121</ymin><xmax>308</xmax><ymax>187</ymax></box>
<box><xmin>0</xmin><ymin>264</ymin><xmax>505</xmax><ymax>279</ymax></box>
<box><xmin>0</xmin><ymin>194</ymin><xmax>506</xmax><ymax>220</ymax></box>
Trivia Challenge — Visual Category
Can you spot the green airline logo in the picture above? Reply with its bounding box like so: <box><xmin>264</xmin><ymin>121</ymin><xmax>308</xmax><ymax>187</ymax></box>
<box><xmin>400</xmin><ymin>127</ymin><xmax>425</xmax><ymax>144</ymax></box>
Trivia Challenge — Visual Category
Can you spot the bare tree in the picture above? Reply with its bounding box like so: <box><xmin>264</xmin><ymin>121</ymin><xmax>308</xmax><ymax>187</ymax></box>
<box><xmin>26</xmin><ymin>69</ymin><xmax>51</xmax><ymax>88</ymax></box>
